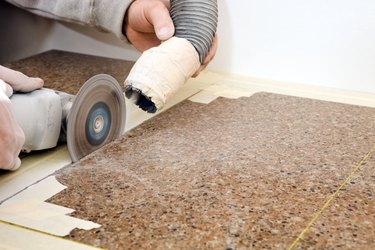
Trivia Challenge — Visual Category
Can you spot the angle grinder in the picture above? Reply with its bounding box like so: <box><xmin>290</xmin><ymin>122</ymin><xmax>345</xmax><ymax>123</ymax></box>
<box><xmin>10</xmin><ymin>74</ymin><xmax>126</xmax><ymax>162</ymax></box>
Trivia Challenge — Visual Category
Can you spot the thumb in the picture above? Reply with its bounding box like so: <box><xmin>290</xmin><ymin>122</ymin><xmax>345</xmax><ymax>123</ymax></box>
<box><xmin>8</xmin><ymin>157</ymin><xmax>22</xmax><ymax>171</ymax></box>
<box><xmin>146</xmin><ymin>3</ymin><xmax>175</xmax><ymax>40</ymax></box>
<box><xmin>0</xmin><ymin>66</ymin><xmax>44</xmax><ymax>92</ymax></box>
<box><xmin>0</xmin><ymin>79</ymin><xmax>13</xmax><ymax>98</ymax></box>
<box><xmin>16</xmin><ymin>77</ymin><xmax>44</xmax><ymax>92</ymax></box>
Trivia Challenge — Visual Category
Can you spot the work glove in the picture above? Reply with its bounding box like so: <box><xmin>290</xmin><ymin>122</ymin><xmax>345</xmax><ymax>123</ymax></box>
<box><xmin>0</xmin><ymin>66</ymin><xmax>43</xmax><ymax>171</ymax></box>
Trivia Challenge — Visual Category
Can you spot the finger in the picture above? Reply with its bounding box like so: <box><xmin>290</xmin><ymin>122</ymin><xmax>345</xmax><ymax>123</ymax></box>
<box><xmin>144</xmin><ymin>1</ymin><xmax>175</xmax><ymax>41</ymax></box>
<box><xmin>204</xmin><ymin>34</ymin><xmax>219</xmax><ymax>65</ymax></box>
<box><xmin>0</xmin><ymin>79</ymin><xmax>13</xmax><ymax>98</ymax></box>
<box><xmin>125</xmin><ymin>28</ymin><xmax>162</xmax><ymax>52</ymax></box>
<box><xmin>193</xmin><ymin>34</ymin><xmax>219</xmax><ymax>77</ymax></box>
<box><xmin>9</xmin><ymin>157</ymin><xmax>22</xmax><ymax>171</ymax></box>
<box><xmin>18</xmin><ymin>77</ymin><xmax>44</xmax><ymax>92</ymax></box>
<box><xmin>0</xmin><ymin>66</ymin><xmax>44</xmax><ymax>92</ymax></box>
<box><xmin>10</xmin><ymin>126</ymin><xmax>25</xmax><ymax>171</ymax></box>
<box><xmin>12</xmin><ymin>76</ymin><xmax>44</xmax><ymax>92</ymax></box>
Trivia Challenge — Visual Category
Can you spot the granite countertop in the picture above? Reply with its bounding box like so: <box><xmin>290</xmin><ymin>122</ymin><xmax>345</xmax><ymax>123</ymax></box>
<box><xmin>50</xmin><ymin>91</ymin><xmax>374</xmax><ymax>249</ymax></box>
<box><xmin>5</xmin><ymin>50</ymin><xmax>134</xmax><ymax>94</ymax></box>
<box><xmin>5</xmin><ymin>51</ymin><xmax>375</xmax><ymax>249</ymax></box>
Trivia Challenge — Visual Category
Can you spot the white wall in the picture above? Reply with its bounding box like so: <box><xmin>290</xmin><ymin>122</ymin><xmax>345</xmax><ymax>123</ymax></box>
<box><xmin>1</xmin><ymin>0</ymin><xmax>375</xmax><ymax>94</ymax></box>
<box><xmin>212</xmin><ymin>0</ymin><xmax>375</xmax><ymax>93</ymax></box>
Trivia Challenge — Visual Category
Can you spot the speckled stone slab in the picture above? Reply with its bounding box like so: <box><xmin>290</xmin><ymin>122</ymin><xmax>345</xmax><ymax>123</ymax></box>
<box><xmin>4</xmin><ymin>50</ymin><xmax>134</xmax><ymax>94</ymax></box>
<box><xmin>299</xmin><ymin>154</ymin><xmax>375</xmax><ymax>249</ymax></box>
<box><xmin>47</xmin><ymin>93</ymin><xmax>374</xmax><ymax>250</ymax></box>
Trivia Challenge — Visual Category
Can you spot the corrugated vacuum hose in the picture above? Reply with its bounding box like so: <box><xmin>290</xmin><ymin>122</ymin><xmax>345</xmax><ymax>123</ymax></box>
<box><xmin>125</xmin><ymin>0</ymin><xmax>218</xmax><ymax>113</ymax></box>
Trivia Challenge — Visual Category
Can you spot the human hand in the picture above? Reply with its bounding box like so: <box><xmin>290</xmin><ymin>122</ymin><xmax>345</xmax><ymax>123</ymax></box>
<box><xmin>192</xmin><ymin>34</ymin><xmax>218</xmax><ymax>77</ymax></box>
<box><xmin>125</xmin><ymin>0</ymin><xmax>174</xmax><ymax>52</ymax></box>
<box><xmin>124</xmin><ymin>0</ymin><xmax>218</xmax><ymax>76</ymax></box>
<box><xmin>0</xmin><ymin>66</ymin><xmax>44</xmax><ymax>170</ymax></box>
<box><xmin>0</xmin><ymin>80</ymin><xmax>24</xmax><ymax>170</ymax></box>
<box><xmin>0</xmin><ymin>66</ymin><xmax>44</xmax><ymax>92</ymax></box>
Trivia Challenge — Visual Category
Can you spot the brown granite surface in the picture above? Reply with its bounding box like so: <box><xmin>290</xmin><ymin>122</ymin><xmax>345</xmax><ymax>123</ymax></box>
<box><xmin>5</xmin><ymin>50</ymin><xmax>134</xmax><ymax>94</ymax></box>
<box><xmin>299</xmin><ymin>153</ymin><xmax>375</xmax><ymax>249</ymax></box>
<box><xmin>46</xmin><ymin>93</ymin><xmax>375</xmax><ymax>249</ymax></box>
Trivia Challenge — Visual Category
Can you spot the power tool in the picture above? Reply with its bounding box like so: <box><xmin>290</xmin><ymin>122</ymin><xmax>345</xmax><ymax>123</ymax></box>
<box><xmin>10</xmin><ymin>74</ymin><xmax>126</xmax><ymax>162</ymax></box>
<box><xmin>8</xmin><ymin>0</ymin><xmax>219</xmax><ymax>162</ymax></box>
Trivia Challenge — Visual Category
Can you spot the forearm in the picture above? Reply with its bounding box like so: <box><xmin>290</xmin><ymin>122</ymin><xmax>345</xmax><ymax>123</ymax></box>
<box><xmin>5</xmin><ymin>0</ymin><xmax>133</xmax><ymax>40</ymax></box>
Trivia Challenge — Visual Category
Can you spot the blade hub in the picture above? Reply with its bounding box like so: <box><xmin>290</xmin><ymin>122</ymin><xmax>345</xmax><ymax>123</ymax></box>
<box><xmin>67</xmin><ymin>74</ymin><xmax>126</xmax><ymax>162</ymax></box>
<box><xmin>93</xmin><ymin>115</ymin><xmax>105</xmax><ymax>133</ymax></box>
<box><xmin>86</xmin><ymin>102</ymin><xmax>111</xmax><ymax>146</ymax></box>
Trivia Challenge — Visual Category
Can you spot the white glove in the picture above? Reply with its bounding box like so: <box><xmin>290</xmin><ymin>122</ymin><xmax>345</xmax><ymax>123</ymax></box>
<box><xmin>0</xmin><ymin>66</ymin><xmax>44</xmax><ymax>171</ymax></box>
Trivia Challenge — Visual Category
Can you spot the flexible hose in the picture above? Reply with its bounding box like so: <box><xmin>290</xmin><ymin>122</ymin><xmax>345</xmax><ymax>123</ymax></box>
<box><xmin>170</xmin><ymin>0</ymin><xmax>218</xmax><ymax>63</ymax></box>
<box><xmin>125</xmin><ymin>0</ymin><xmax>218</xmax><ymax>113</ymax></box>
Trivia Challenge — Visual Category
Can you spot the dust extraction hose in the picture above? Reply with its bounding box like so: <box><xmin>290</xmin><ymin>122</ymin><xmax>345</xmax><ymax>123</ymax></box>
<box><xmin>125</xmin><ymin>0</ymin><xmax>218</xmax><ymax>113</ymax></box>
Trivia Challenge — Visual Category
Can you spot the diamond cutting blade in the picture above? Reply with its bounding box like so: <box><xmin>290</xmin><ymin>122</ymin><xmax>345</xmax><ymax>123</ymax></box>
<box><xmin>67</xmin><ymin>74</ymin><xmax>126</xmax><ymax>162</ymax></box>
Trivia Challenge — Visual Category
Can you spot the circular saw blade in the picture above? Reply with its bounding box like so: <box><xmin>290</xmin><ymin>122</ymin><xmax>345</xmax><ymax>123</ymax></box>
<box><xmin>67</xmin><ymin>74</ymin><xmax>126</xmax><ymax>162</ymax></box>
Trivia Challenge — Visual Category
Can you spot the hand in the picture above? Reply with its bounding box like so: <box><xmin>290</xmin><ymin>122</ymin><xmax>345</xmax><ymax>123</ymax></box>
<box><xmin>0</xmin><ymin>80</ymin><xmax>24</xmax><ymax>170</ymax></box>
<box><xmin>0</xmin><ymin>66</ymin><xmax>44</xmax><ymax>92</ymax></box>
<box><xmin>0</xmin><ymin>66</ymin><xmax>44</xmax><ymax>170</ymax></box>
<box><xmin>124</xmin><ymin>0</ymin><xmax>218</xmax><ymax>76</ymax></box>
<box><xmin>192</xmin><ymin>34</ymin><xmax>218</xmax><ymax>77</ymax></box>
<box><xmin>125</xmin><ymin>0</ymin><xmax>174</xmax><ymax>52</ymax></box>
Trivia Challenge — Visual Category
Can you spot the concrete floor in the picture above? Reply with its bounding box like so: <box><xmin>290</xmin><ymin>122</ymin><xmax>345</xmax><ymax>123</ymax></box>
<box><xmin>1</xmin><ymin>51</ymin><xmax>374</xmax><ymax>250</ymax></box>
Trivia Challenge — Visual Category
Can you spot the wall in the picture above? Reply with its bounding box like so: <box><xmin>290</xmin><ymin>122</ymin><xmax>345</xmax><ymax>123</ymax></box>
<box><xmin>212</xmin><ymin>0</ymin><xmax>375</xmax><ymax>93</ymax></box>
<box><xmin>0</xmin><ymin>2</ymin><xmax>139</xmax><ymax>64</ymax></box>
<box><xmin>1</xmin><ymin>0</ymin><xmax>375</xmax><ymax>94</ymax></box>
<box><xmin>0</xmin><ymin>1</ymin><xmax>55</xmax><ymax>64</ymax></box>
